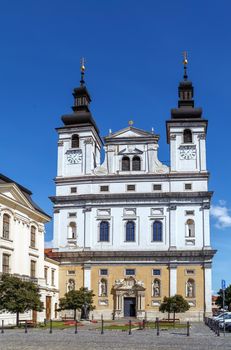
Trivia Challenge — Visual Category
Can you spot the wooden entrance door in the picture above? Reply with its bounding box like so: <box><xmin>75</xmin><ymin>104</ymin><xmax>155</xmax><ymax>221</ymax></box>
<box><xmin>124</xmin><ymin>297</ymin><xmax>136</xmax><ymax>317</ymax></box>
<box><xmin>46</xmin><ymin>296</ymin><xmax>52</xmax><ymax>320</ymax></box>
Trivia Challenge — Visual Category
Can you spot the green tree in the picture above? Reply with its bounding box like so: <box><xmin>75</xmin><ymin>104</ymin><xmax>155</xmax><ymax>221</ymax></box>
<box><xmin>216</xmin><ymin>285</ymin><xmax>231</xmax><ymax>310</ymax></box>
<box><xmin>59</xmin><ymin>287</ymin><xmax>95</xmax><ymax>320</ymax></box>
<box><xmin>0</xmin><ymin>274</ymin><xmax>43</xmax><ymax>326</ymax></box>
<box><xmin>159</xmin><ymin>295</ymin><xmax>190</xmax><ymax>322</ymax></box>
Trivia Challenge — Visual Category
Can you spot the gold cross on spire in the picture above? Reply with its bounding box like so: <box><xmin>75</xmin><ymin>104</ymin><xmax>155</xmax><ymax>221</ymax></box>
<box><xmin>183</xmin><ymin>51</ymin><xmax>188</xmax><ymax>65</ymax></box>
<box><xmin>80</xmin><ymin>57</ymin><xmax>86</xmax><ymax>86</ymax></box>
<box><xmin>182</xmin><ymin>51</ymin><xmax>188</xmax><ymax>80</ymax></box>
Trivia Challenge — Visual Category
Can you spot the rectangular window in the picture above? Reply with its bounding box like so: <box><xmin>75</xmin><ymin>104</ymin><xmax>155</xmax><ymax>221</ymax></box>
<box><xmin>2</xmin><ymin>254</ymin><xmax>10</xmax><ymax>273</ymax></box>
<box><xmin>127</xmin><ymin>185</ymin><xmax>136</xmax><ymax>191</ymax></box>
<box><xmin>30</xmin><ymin>227</ymin><xmax>36</xmax><ymax>248</ymax></box>
<box><xmin>153</xmin><ymin>184</ymin><xmax>162</xmax><ymax>191</ymax></box>
<box><xmin>100</xmin><ymin>185</ymin><xmax>109</xmax><ymax>192</ymax></box>
<box><xmin>125</xmin><ymin>269</ymin><xmax>135</xmax><ymax>276</ymax></box>
<box><xmin>100</xmin><ymin>269</ymin><xmax>108</xmax><ymax>276</ymax></box>
<box><xmin>186</xmin><ymin>269</ymin><xmax>195</xmax><ymax>275</ymax></box>
<box><xmin>44</xmin><ymin>267</ymin><xmax>48</xmax><ymax>284</ymax></box>
<box><xmin>67</xmin><ymin>270</ymin><xmax>76</xmax><ymax>275</ymax></box>
<box><xmin>51</xmin><ymin>270</ymin><xmax>55</xmax><ymax>286</ymax></box>
<box><xmin>30</xmin><ymin>261</ymin><xmax>36</xmax><ymax>278</ymax></box>
<box><xmin>153</xmin><ymin>269</ymin><xmax>161</xmax><ymax>276</ymax></box>
<box><xmin>185</xmin><ymin>210</ymin><xmax>195</xmax><ymax>216</ymax></box>
<box><xmin>70</xmin><ymin>187</ymin><xmax>77</xmax><ymax>194</ymax></box>
<box><xmin>68</xmin><ymin>212</ymin><xmax>77</xmax><ymax>218</ymax></box>
<box><xmin>184</xmin><ymin>183</ymin><xmax>192</xmax><ymax>190</ymax></box>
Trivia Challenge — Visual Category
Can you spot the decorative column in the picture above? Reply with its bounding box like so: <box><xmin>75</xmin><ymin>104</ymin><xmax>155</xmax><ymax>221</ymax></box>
<box><xmin>169</xmin><ymin>263</ymin><xmax>177</xmax><ymax>296</ymax></box>
<box><xmin>82</xmin><ymin>207</ymin><xmax>92</xmax><ymax>249</ymax></box>
<box><xmin>204</xmin><ymin>262</ymin><xmax>212</xmax><ymax>316</ymax></box>
<box><xmin>57</xmin><ymin>140</ymin><xmax>64</xmax><ymax>177</ymax></box>
<box><xmin>202</xmin><ymin>203</ymin><xmax>211</xmax><ymax>248</ymax></box>
<box><xmin>198</xmin><ymin>134</ymin><xmax>207</xmax><ymax>172</ymax></box>
<box><xmin>170</xmin><ymin>134</ymin><xmax>177</xmax><ymax>172</ymax></box>
<box><xmin>169</xmin><ymin>204</ymin><xmax>177</xmax><ymax>250</ymax></box>
<box><xmin>83</xmin><ymin>263</ymin><xmax>91</xmax><ymax>290</ymax></box>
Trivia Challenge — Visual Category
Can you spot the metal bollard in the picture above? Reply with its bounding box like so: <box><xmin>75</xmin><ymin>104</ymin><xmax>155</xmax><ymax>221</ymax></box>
<box><xmin>25</xmin><ymin>320</ymin><xmax>28</xmax><ymax>334</ymax></box>
<box><xmin>217</xmin><ymin>322</ymin><xmax>220</xmax><ymax>337</ymax></box>
<box><xmin>75</xmin><ymin>320</ymin><xmax>78</xmax><ymax>334</ymax></box>
<box><xmin>49</xmin><ymin>319</ymin><xmax>52</xmax><ymax>334</ymax></box>
<box><xmin>44</xmin><ymin>318</ymin><xmax>47</xmax><ymax>327</ymax></box>
<box><xmin>156</xmin><ymin>317</ymin><xmax>159</xmax><ymax>336</ymax></box>
<box><xmin>187</xmin><ymin>321</ymin><xmax>190</xmax><ymax>336</ymax></box>
<box><xmin>128</xmin><ymin>320</ymin><xmax>132</xmax><ymax>335</ymax></box>
<box><xmin>139</xmin><ymin>322</ymin><xmax>142</xmax><ymax>330</ymax></box>
<box><xmin>101</xmin><ymin>319</ymin><xmax>104</xmax><ymax>334</ymax></box>
<box><xmin>143</xmin><ymin>319</ymin><xmax>145</xmax><ymax>330</ymax></box>
<box><xmin>1</xmin><ymin>320</ymin><xmax>4</xmax><ymax>334</ymax></box>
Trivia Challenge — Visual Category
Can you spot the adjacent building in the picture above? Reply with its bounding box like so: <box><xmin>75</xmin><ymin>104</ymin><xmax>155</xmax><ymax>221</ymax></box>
<box><xmin>0</xmin><ymin>174</ymin><xmax>59</xmax><ymax>324</ymax></box>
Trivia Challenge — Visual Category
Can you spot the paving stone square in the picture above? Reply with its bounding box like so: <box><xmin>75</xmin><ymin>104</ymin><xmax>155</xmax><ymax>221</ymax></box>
<box><xmin>0</xmin><ymin>323</ymin><xmax>231</xmax><ymax>350</ymax></box>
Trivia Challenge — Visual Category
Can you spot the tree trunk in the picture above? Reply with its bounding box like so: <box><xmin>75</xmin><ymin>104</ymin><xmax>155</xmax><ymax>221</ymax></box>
<box><xmin>168</xmin><ymin>312</ymin><xmax>170</xmax><ymax>321</ymax></box>
<box><xmin>173</xmin><ymin>311</ymin><xmax>176</xmax><ymax>325</ymax></box>
<box><xmin>16</xmin><ymin>312</ymin><xmax>19</xmax><ymax>327</ymax></box>
<box><xmin>74</xmin><ymin>309</ymin><xmax>76</xmax><ymax>320</ymax></box>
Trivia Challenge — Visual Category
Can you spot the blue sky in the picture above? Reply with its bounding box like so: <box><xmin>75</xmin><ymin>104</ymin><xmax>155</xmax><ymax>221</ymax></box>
<box><xmin>0</xmin><ymin>0</ymin><xmax>230</xmax><ymax>293</ymax></box>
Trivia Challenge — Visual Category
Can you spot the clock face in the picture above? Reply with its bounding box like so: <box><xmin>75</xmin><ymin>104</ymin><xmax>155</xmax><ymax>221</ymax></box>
<box><xmin>66</xmin><ymin>150</ymin><xmax>82</xmax><ymax>164</ymax></box>
<box><xmin>179</xmin><ymin>146</ymin><xmax>196</xmax><ymax>160</ymax></box>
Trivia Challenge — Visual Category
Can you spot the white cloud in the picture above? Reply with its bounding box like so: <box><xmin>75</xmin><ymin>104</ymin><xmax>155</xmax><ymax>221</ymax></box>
<box><xmin>45</xmin><ymin>240</ymin><xmax>53</xmax><ymax>248</ymax></box>
<box><xmin>211</xmin><ymin>202</ymin><xmax>231</xmax><ymax>229</ymax></box>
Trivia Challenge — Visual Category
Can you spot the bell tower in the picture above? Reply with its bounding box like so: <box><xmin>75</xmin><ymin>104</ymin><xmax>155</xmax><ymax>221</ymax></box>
<box><xmin>56</xmin><ymin>59</ymin><xmax>102</xmax><ymax>178</ymax></box>
<box><xmin>166</xmin><ymin>53</ymin><xmax>208</xmax><ymax>173</ymax></box>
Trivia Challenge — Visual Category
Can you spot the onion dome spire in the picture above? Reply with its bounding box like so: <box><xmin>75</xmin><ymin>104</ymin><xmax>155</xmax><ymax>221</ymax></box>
<box><xmin>170</xmin><ymin>52</ymin><xmax>202</xmax><ymax>119</ymax></box>
<box><xmin>61</xmin><ymin>57</ymin><xmax>99</xmax><ymax>134</ymax></box>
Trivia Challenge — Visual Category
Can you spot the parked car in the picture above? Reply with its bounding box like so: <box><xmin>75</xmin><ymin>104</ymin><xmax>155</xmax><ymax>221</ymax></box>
<box><xmin>218</xmin><ymin>314</ymin><xmax>231</xmax><ymax>329</ymax></box>
<box><xmin>213</xmin><ymin>312</ymin><xmax>231</xmax><ymax>320</ymax></box>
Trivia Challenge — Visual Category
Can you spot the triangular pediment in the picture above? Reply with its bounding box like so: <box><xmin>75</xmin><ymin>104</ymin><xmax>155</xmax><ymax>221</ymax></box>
<box><xmin>107</xmin><ymin>126</ymin><xmax>154</xmax><ymax>139</ymax></box>
<box><xmin>0</xmin><ymin>183</ymin><xmax>34</xmax><ymax>210</ymax></box>
<box><xmin>118</xmin><ymin>147</ymin><xmax>143</xmax><ymax>155</ymax></box>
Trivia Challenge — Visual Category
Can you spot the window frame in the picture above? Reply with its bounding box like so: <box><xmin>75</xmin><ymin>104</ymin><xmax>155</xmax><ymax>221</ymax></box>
<box><xmin>30</xmin><ymin>226</ymin><xmax>36</xmax><ymax>248</ymax></box>
<box><xmin>2</xmin><ymin>253</ymin><xmax>10</xmax><ymax>273</ymax></box>
<box><xmin>152</xmin><ymin>220</ymin><xmax>163</xmax><ymax>242</ymax></box>
<box><xmin>125</xmin><ymin>220</ymin><xmax>135</xmax><ymax>242</ymax></box>
<box><xmin>132</xmin><ymin>156</ymin><xmax>141</xmax><ymax>171</ymax></box>
<box><xmin>125</xmin><ymin>268</ymin><xmax>136</xmax><ymax>276</ymax></box>
<box><xmin>99</xmin><ymin>221</ymin><xmax>110</xmax><ymax>242</ymax></box>
<box><xmin>183</xmin><ymin>129</ymin><xmax>193</xmax><ymax>144</ymax></box>
<box><xmin>2</xmin><ymin>214</ymin><xmax>10</xmax><ymax>240</ymax></box>
<box><xmin>121</xmin><ymin>156</ymin><xmax>130</xmax><ymax>171</ymax></box>
<box><xmin>30</xmin><ymin>260</ymin><xmax>36</xmax><ymax>278</ymax></box>
<box><xmin>71</xmin><ymin>134</ymin><xmax>79</xmax><ymax>148</ymax></box>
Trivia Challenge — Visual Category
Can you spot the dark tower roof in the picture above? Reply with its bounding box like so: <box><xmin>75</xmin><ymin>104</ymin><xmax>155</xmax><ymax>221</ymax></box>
<box><xmin>170</xmin><ymin>57</ymin><xmax>202</xmax><ymax>120</ymax></box>
<box><xmin>61</xmin><ymin>59</ymin><xmax>100</xmax><ymax>134</ymax></box>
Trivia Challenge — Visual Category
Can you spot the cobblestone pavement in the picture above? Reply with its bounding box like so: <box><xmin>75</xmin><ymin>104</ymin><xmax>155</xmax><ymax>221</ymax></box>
<box><xmin>0</xmin><ymin>323</ymin><xmax>231</xmax><ymax>350</ymax></box>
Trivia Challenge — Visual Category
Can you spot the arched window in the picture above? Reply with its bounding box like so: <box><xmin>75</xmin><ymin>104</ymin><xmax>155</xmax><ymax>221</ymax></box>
<box><xmin>153</xmin><ymin>221</ymin><xmax>163</xmax><ymax>242</ymax></box>
<box><xmin>126</xmin><ymin>221</ymin><xmax>135</xmax><ymax>242</ymax></box>
<box><xmin>122</xmin><ymin>156</ymin><xmax>130</xmax><ymax>171</ymax></box>
<box><xmin>186</xmin><ymin>219</ymin><xmax>195</xmax><ymax>237</ymax></box>
<box><xmin>132</xmin><ymin>156</ymin><xmax>141</xmax><ymax>171</ymax></box>
<box><xmin>152</xmin><ymin>279</ymin><xmax>161</xmax><ymax>297</ymax></box>
<box><xmin>2</xmin><ymin>214</ymin><xmax>10</xmax><ymax>240</ymax></box>
<box><xmin>30</xmin><ymin>226</ymin><xmax>36</xmax><ymax>248</ymax></box>
<box><xmin>99</xmin><ymin>221</ymin><xmax>109</xmax><ymax>242</ymax></box>
<box><xmin>183</xmin><ymin>129</ymin><xmax>192</xmax><ymax>143</ymax></box>
<box><xmin>99</xmin><ymin>278</ymin><xmax>108</xmax><ymax>296</ymax></box>
<box><xmin>71</xmin><ymin>134</ymin><xmax>79</xmax><ymax>148</ymax></box>
<box><xmin>68</xmin><ymin>222</ymin><xmax>77</xmax><ymax>239</ymax></box>
<box><xmin>186</xmin><ymin>279</ymin><xmax>195</xmax><ymax>298</ymax></box>
<box><xmin>68</xmin><ymin>279</ymin><xmax>75</xmax><ymax>292</ymax></box>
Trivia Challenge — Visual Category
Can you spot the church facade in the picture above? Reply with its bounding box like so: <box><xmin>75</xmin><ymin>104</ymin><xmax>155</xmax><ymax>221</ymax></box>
<box><xmin>48</xmin><ymin>62</ymin><xmax>216</xmax><ymax>321</ymax></box>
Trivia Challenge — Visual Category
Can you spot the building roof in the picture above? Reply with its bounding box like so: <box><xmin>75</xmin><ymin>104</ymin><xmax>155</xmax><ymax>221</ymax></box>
<box><xmin>0</xmin><ymin>173</ymin><xmax>51</xmax><ymax>218</ymax></box>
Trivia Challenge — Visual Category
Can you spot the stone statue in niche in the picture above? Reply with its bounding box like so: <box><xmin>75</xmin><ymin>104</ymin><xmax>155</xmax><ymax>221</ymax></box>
<box><xmin>153</xmin><ymin>280</ymin><xmax>160</xmax><ymax>297</ymax></box>
<box><xmin>81</xmin><ymin>302</ymin><xmax>90</xmax><ymax>320</ymax></box>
